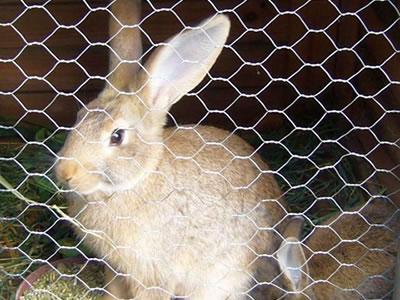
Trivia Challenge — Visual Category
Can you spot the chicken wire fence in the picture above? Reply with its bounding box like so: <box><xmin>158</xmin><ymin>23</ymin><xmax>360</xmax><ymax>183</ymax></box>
<box><xmin>0</xmin><ymin>0</ymin><xmax>400</xmax><ymax>299</ymax></box>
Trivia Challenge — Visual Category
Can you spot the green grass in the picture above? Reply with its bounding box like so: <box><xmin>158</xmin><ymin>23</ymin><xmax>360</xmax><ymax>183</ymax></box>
<box><xmin>0</xmin><ymin>122</ymin><xmax>83</xmax><ymax>300</ymax></box>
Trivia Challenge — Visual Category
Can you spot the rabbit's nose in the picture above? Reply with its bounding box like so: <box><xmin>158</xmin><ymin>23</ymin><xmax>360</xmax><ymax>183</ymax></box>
<box><xmin>56</xmin><ymin>158</ymin><xmax>78</xmax><ymax>183</ymax></box>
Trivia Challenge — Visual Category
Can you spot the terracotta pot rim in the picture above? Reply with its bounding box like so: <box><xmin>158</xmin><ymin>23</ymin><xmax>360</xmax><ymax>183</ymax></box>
<box><xmin>15</xmin><ymin>257</ymin><xmax>89</xmax><ymax>299</ymax></box>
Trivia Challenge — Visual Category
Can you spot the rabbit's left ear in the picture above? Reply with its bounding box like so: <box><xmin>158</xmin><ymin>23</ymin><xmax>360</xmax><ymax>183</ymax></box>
<box><xmin>277</xmin><ymin>237</ymin><xmax>309</xmax><ymax>292</ymax></box>
<box><xmin>276</xmin><ymin>217</ymin><xmax>309</xmax><ymax>292</ymax></box>
<box><xmin>140</xmin><ymin>15</ymin><xmax>230</xmax><ymax>110</ymax></box>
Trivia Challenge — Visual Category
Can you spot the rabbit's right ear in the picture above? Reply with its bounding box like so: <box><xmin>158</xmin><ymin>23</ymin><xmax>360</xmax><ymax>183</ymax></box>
<box><xmin>139</xmin><ymin>15</ymin><xmax>230</xmax><ymax>110</ymax></box>
<box><xmin>277</xmin><ymin>217</ymin><xmax>309</xmax><ymax>292</ymax></box>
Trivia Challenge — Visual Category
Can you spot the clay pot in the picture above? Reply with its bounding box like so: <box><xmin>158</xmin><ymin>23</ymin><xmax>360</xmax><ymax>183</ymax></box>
<box><xmin>15</xmin><ymin>257</ymin><xmax>86</xmax><ymax>299</ymax></box>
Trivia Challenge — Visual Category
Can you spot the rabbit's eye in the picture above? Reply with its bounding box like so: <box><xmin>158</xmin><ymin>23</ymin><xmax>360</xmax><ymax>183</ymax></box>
<box><xmin>110</xmin><ymin>129</ymin><xmax>125</xmax><ymax>146</ymax></box>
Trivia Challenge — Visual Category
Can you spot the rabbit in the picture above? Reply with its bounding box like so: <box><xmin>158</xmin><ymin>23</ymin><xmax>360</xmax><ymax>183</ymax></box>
<box><xmin>265</xmin><ymin>198</ymin><xmax>399</xmax><ymax>300</ymax></box>
<box><xmin>245</xmin><ymin>216</ymin><xmax>309</xmax><ymax>300</ymax></box>
<box><xmin>55</xmin><ymin>0</ymin><xmax>287</xmax><ymax>299</ymax></box>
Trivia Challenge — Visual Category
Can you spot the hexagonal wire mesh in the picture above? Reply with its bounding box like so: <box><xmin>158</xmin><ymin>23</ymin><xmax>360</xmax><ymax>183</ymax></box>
<box><xmin>0</xmin><ymin>0</ymin><xmax>399</xmax><ymax>299</ymax></box>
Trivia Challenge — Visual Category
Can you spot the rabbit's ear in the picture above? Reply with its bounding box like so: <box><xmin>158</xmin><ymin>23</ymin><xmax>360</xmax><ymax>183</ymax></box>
<box><xmin>141</xmin><ymin>14</ymin><xmax>230</xmax><ymax>110</ymax></box>
<box><xmin>107</xmin><ymin>0</ymin><xmax>142</xmax><ymax>92</ymax></box>
<box><xmin>276</xmin><ymin>237</ymin><xmax>309</xmax><ymax>292</ymax></box>
<box><xmin>277</xmin><ymin>216</ymin><xmax>309</xmax><ymax>292</ymax></box>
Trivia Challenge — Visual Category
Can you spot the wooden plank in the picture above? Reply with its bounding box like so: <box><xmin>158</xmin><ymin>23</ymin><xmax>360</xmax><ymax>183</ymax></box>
<box><xmin>334</xmin><ymin>0</ymin><xmax>400</xmax><ymax>207</ymax></box>
<box><xmin>0</xmin><ymin>42</ymin><xmax>278</xmax><ymax>93</ymax></box>
<box><xmin>0</xmin><ymin>0</ymin><xmax>309</xmax><ymax>128</ymax></box>
<box><xmin>0</xmin><ymin>1</ymin><xmax>279</xmax><ymax>48</ymax></box>
<box><xmin>0</xmin><ymin>0</ymin><xmax>245</xmax><ymax>7</ymax></box>
<box><xmin>0</xmin><ymin>0</ymin><xmax>286</xmax><ymax>94</ymax></box>
<box><xmin>0</xmin><ymin>80</ymin><xmax>290</xmax><ymax>128</ymax></box>
<box><xmin>0</xmin><ymin>0</ymin><xmax>108</xmax><ymax>5</ymax></box>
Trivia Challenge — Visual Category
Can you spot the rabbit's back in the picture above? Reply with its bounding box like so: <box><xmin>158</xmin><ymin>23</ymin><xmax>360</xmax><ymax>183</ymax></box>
<box><xmin>162</xmin><ymin>125</ymin><xmax>283</xmax><ymax>205</ymax></box>
<box><xmin>305</xmin><ymin>199</ymin><xmax>399</xmax><ymax>300</ymax></box>
<box><xmin>157</xmin><ymin>125</ymin><xmax>287</xmax><ymax>292</ymax></box>
<box><xmin>158</xmin><ymin>125</ymin><xmax>286</xmax><ymax>257</ymax></box>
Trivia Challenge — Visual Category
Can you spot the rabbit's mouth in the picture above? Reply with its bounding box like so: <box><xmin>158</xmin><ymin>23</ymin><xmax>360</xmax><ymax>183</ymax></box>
<box><xmin>64</xmin><ymin>176</ymin><xmax>106</xmax><ymax>195</ymax></box>
<box><xmin>101</xmin><ymin>168</ymin><xmax>147</xmax><ymax>193</ymax></box>
<box><xmin>56</xmin><ymin>169</ymin><xmax>113</xmax><ymax>196</ymax></box>
<box><xmin>56</xmin><ymin>157</ymin><xmax>150</xmax><ymax>195</ymax></box>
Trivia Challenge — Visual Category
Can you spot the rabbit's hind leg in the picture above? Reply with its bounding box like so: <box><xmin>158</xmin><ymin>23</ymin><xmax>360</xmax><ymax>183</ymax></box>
<box><xmin>133</xmin><ymin>287</ymin><xmax>172</xmax><ymax>300</ymax></box>
<box><xmin>189</xmin><ymin>263</ymin><xmax>251</xmax><ymax>300</ymax></box>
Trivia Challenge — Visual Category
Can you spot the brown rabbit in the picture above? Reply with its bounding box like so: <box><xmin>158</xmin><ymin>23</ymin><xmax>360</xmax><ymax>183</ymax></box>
<box><xmin>55</xmin><ymin>0</ymin><xmax>287</xmax><ymax>299</ymax></box>
<box><xmin>267</xmin><ymin>198</ymin><xmax>399</xmax><ymax>300</ymax></box>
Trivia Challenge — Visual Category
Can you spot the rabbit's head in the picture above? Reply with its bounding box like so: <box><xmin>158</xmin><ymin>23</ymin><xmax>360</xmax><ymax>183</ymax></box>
<box><xmin>55</xmin><ymin>14</ymin><xmax>231</xmax><ymax>195</ymax></box>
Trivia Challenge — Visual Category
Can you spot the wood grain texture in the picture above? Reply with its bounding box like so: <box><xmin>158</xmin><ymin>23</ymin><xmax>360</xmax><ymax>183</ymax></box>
<box><xmin>0</xmin><ymin>0</ymin><xmax>398</xmax><ymax>139</ymax></box>
<box><xmin>0</xmin><ymin>0</ymin><xmax>295</xmax><ymax>128</ymax></box>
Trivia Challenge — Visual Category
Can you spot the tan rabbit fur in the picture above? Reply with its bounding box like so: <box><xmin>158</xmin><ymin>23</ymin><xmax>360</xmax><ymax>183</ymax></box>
<box><xmin>264</xmin><ymin>198</ymin><xmax>399</xmax><ymax>300</ymax></box>
<box><xmin>55</xmin><ymin>1</ymin><xmax>287</xmax><ymax>299</ymax></box>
